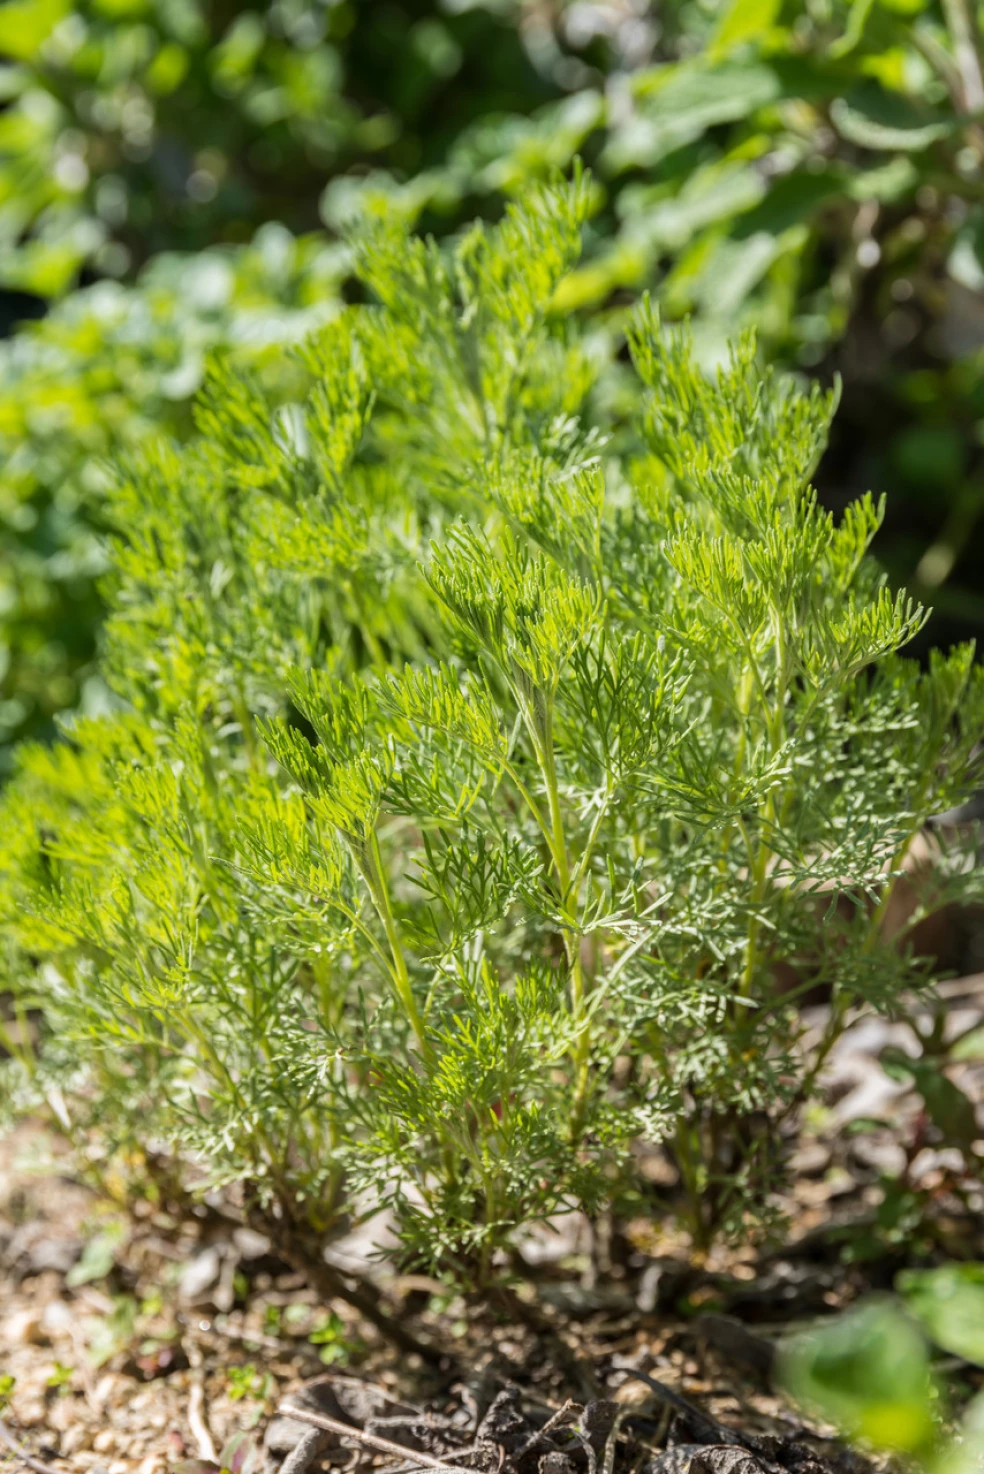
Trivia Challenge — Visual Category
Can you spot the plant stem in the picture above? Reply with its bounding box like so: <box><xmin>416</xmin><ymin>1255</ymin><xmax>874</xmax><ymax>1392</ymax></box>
<box><xmin>943</xmin><ymin>0</ymin><xmax>984</xmax><ymax>113</ymax></box>
<box><xmin>739</xmin><ymin>618</ymin><xmax>788</xmax><ymax>1002</ymax></box>
<box><xmin>363</xmin><ymin>830</ymin><xmax>431</xmax><ymax>1057</ymax></box>
<box><xmin>522</xmin><ymin>688</ymin><xmax>597</xmax><ymax>1138</ymax></box>
<box><xmin>255</xmin><ymin>1210</ymin><xmax>444</xmax><ymax>1364</ymax></box>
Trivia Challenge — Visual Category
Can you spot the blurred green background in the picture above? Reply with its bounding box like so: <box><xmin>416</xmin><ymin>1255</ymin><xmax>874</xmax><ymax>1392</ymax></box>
<box><xmin>3</xmin><ymin>0</ymin><xmax>984</xmax><ymax>770</ymax></box>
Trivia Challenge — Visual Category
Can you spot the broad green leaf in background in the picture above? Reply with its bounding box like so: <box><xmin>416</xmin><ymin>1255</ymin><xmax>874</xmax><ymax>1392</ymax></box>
<box><xmin>828</xmin><ymin>0</ymin><xmax>877</xmax><ymax>57</ymax></box>
<box><xmin>65</xmin><ymin>1220</ymin><xmax>127</xmax><ymax>1287</ymax></box>
<box><xmin>617</xmin><ymin>162</ymin><xmax>767</xmax><ymax>253</ymax></box>
<box><xmin>938</xmin><ymin>1394</ymin><xmax>984</xmax><ymax>1474</ymax></box>
<box><xmin>881</xmin><ymin>1048</ymin><xmax>980</xmax><ymax>1153</ymax></box>
<box><xmin>710</xmin><ymin>0</ymin><xmax>782</xmax><ymax>61</ymax></box>
<box><xmin>952</xmin><ymin>1027</ymin><xmax>984</xmax><ymax>1061</ymax></box>
<box><xmin>0</xmin><ymin>239</ymin><xmax>87</xmax><ymax>298</ymax></box>
<box><xmin>87</xmin><ymin>1295</ymin><xmax>138</xmax><ymax>1368</ymax></box>
<box><xmin>602</xmin><ymin>62</ymin><xmax>784</xmax><ymax>172</ymax></box>
<box><xmin>831</xmin><ymin>83</ymin><xmax>957</xmax><ymax>151</ymax></box>
<box><xmin>0</xmin><ymin>0</ymin><xmax>70</xmax><ymax>60</ymax></box>
<box><xmin>898</xmin><ymin>1264</ymin><xmax>984</xmax><ymax>1367</ymax></box>
<box><xmin>780</xmin><ymin>1301</ymin><xmax>939</xmax><ymax>1453</ymax></box>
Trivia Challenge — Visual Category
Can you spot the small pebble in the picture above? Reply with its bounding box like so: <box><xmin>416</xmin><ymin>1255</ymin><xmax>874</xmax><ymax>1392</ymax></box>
<box><xmin>14</xmin><ymin>1400</ymin><xmax>46</xmax><ymax>1426</ymax></box>
<box><xmin>41</xmin><ymin>1300</ymin><xmax>74</xmax><ymax>1335</ymax></box>
<box><xmin>48</xmin><ymin>1396</ymin><xmax>80</xmax><ymax>1432</ymax></box>
<box><xmin>62</xmin><ymin>1425</ymin><xmax>95</xmax><ymax>1455</ymax></box>
<box><xmin>3</xmin><ymin>1309</ymin><xmax>45</xmax><ymax>1345</ymax></box>
<box><xmin>94</xmin><ymin>1374</ymin><xmax>120</xmax><ymax>1406</ymax></box>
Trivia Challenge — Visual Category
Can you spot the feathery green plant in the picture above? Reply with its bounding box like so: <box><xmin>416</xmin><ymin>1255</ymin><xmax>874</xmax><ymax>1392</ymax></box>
<box><xmin>0</xmin><ymin>224</ymin><xmax>344</xmax><ymax>767</ymax></box>
<box><xmin>1</xmin><ymin>175</ymin><xmax>982</xmax><ymax>1306</ymax></box>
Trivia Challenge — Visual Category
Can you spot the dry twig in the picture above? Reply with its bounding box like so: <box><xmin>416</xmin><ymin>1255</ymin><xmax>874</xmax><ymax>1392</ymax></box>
<box><xmin>619</xmin><ymin>1372</ymin><xmax>753</xmax><ymax>1451</ymax></box>
<box><xmin>280</xmin><ymin>1429</ymin><xmax>327</xmax><ymax>1474</ymax></box>
<box><xmin>0</xmin><ymin>1417</ymin><xmax>62</xmax><ymax>1474</ymax></box>
<box><xmin>514</xmin><ymin>1399</ymin><xmax>579</xmax><ymax>1459</ymax></box>
<box><xmin>277</xmin><ymin>1402</ymin><xmax>481</xmax><ymax>1474</ymax></box>
<box><xmin>185</xmin><ymin>1336</ymin><xmax>219</xmax><ymax>1464</ymax></box>
<box><xmin>600</xmin><ymin>1409</ymin><xmax>629</xmax><ymax>1474</ymax></box>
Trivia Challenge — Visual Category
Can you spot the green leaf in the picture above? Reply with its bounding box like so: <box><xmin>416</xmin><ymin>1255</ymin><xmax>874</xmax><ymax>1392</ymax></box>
<box><xmin>779</xmin><ymin>1301</ymin><xmax>938</xmax><ymax>1453</ymax></box>
<box><xmin>87</xmin><ymin>1294</ymin><xmax>139</xmax><ymax>1368</ymax></box>
<box><xmin>831</xmin><ymin>84</ymin><xmax>956</xmax><ymax>151</ymax></box>
<box><xmin>621</xmin><ymin>165</ymin><xmax>767</xmax><ymax>252</ymax></box>
<box><xmin>881</xmin><ymin>1048</ymin><xmax>980</xmax><ymax>1152</ymax></box>
<box><xmin>828</xmin><ymin>0</ymin><xmax>877</xmax><ymax>57</ymax></box>
<box><xmin>605</xmin><ymin>62</ymin><xmax>784</xmax><ymax>171</ymax></box>
<box><xmin>951</xmin><ymin>1026</ymin><xmax>984</xmax><ymax>1061</ymax></box>
<box><xmin>220</xmin><ymin>1430</ymin><xmax>260</xmax><ymax>1474</ymax></box>
<box><xmin>733</xmin><ymin>166</ymin><xmax>850</xmax><ymax>238</ymax></box>
<box><xmin>0</xmin><ymin>240</ymin><xmax>84</xmax><ymax>299</ymax></box>
<box><xmin>898</xmin><ymin>1265</ymin><xmax>984</xmax><ymax>1366</ymax></box>
<box><xmin>915</xmin><ymin>1067</ymin><xmax>979</xmax><ymax>1150</ymax></box>
<box><xmin>940</xmin><ymin>1394</ymin><xmax>984</xmax><ymax>1474</ymax></box>
<box><xmin>848</xmin><ymin>156</ymin><xmax>919</xmax><ymax>203</ymax></box>
<box><xmin>0</xmin><ymin>0</ymin><xmax>69</xmax><ymax>60</ymax></box>
<box><xmin>710</xmin><ymin>0</ymin><xmax>782</xmax><ymax>60</ymax></box>
<box><xmin>65</xmin><ymin>1222</ymin><xmax>126</xmax><ymax>1287</ymax></box>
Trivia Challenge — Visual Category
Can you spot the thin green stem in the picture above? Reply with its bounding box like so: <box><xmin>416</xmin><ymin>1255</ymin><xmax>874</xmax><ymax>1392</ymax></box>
<box><xmin>739</xmin><ymin>614</ymin><xmax>790</xmax><ymax>1001</ymax></box>
<box><xmin>513</xmin><ymin>684</ymin><xmax>595</xmax><ymax>1139</ymax></box>
<box><xmin>569</xmin><ymin>790</ymin><xmax>612</xmax><ymax>896</ymax></box>
<box><xmin>501</xmin><ymin>757</ymin><xmax>565</xmax><ymax>870</ymax></box>
<box><xmin>527</xmin><ymin>695</ymin><xmax>573</xmax><ymax>901</ymax></box>
<box><xmin>363</xmin><ymin>830</ymin><xmax>431</xmax><ymax>1057</ymax></box>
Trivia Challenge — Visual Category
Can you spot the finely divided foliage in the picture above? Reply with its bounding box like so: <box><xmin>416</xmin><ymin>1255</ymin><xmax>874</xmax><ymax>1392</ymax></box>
<box><xmin>1</xmin><ymin>177</ymin><xmax>982</xmax><ymax>1281</ymax></box>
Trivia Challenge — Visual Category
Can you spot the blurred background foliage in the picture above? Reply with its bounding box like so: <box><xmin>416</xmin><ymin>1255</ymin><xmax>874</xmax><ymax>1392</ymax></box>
<box><xmin>0</xmin><ymin>0</ymin><xmax>556</xmax><ymax>298</ymax></box>
<box><xmin>2</xmin><ymin>0</ymin><xmax>984</xmax><ymax>767</ymax></box>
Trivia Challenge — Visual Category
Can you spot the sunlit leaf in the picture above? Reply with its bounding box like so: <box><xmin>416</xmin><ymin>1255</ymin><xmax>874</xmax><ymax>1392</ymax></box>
<box><xmin>780</xmin><ymin>1301</ymin><xmax>938</xmax><ymax>1454</ymax></box>
<box><xmin>898</xmin><ymin>1265</ymin><xmax>984</xmax><ymax>1366</ymax></box>
<box><xmin>710</xmin><ymin>0</ymin><xmax>782</xmax><ymax>59</ymax></box>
